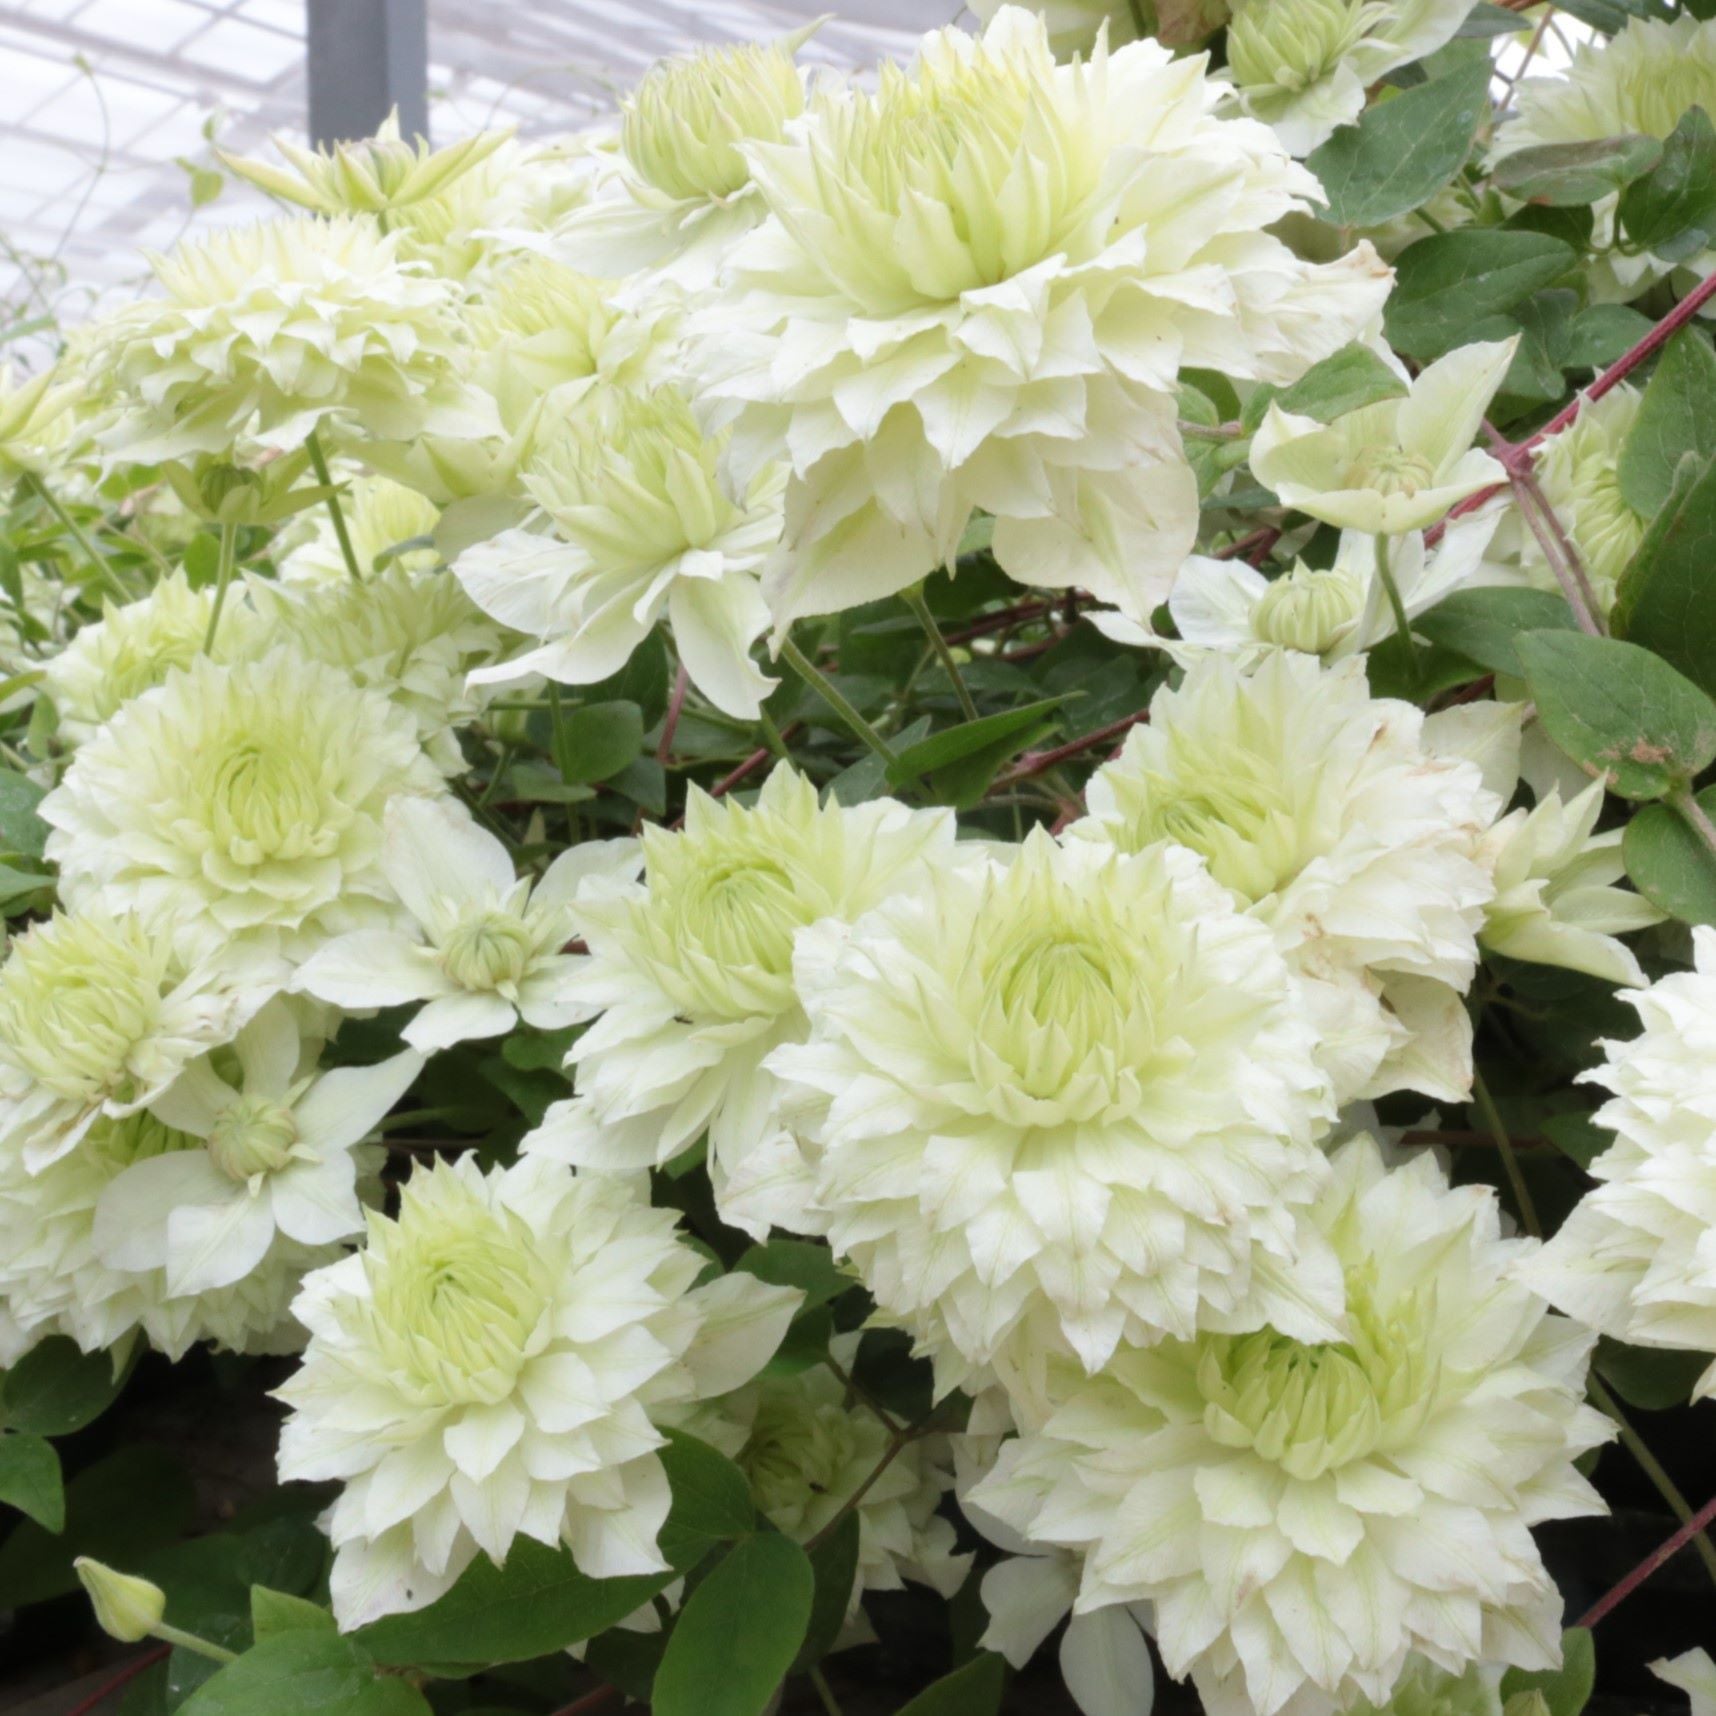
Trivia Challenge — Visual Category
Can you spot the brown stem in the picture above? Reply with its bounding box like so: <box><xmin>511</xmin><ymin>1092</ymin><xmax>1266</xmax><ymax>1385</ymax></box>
<box><xmin>65</xmin><ymin>1646</ymin><xmax>171</xmax><ymax>1716</ymax></box>
<box><xmin>991</xmin><ymin>711</ymin><xmax>1148</xmax><ymax>792</ymax></box>
<box><xmin>1578</xmin><ymin>1488</ymin><xmax>1716</xmax><ymax>1629</ymax></box>
<box><xmin>548</xmin><ymin>1685</ymin><xmax>622</xmax><ymax>1716</ymax></box>
<box><xmin>656</xmin><ymin>663</ymin><xmax>690</xmax><ymax>763</ymax></box>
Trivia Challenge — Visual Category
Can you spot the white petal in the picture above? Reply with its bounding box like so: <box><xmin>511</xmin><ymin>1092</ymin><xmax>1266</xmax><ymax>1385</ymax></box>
<box><xmin>385</xmin><ymin>795</ymin><xmax>518</xmax><ymax>928</ymax></box>
<box><xmin>93</xmin><ymin>1149</ymin><xmax>234</xmax><ymax>1272</ymax></box>
<box><xmin>1061</xmin><ymin>1607</ymin><xmax>1155</xmax><ymax>1716</ymax></box>
<box><xmin>294</xmin><ymin>1050</ymin><xmax>424</xmax><ymax>1156</ymax></box>
<box><xmin>295</xmin><ymin>930</ymin><xmax>449</xmax><ymax>1009</ymax></box>
<box><xmin>403</xmin><ymin>991</ymin><xmax>518</xmax><ymax>1053</ymax></box>
<box><xmin>270</xmin><ymin>1147</ymin><xmax>365</xmax><ymax>1246</ymax></box>
<box><xmin>165</xmin><ymin>1190</ymin><xmax>277</xmax><ymax>1294</ymax></box>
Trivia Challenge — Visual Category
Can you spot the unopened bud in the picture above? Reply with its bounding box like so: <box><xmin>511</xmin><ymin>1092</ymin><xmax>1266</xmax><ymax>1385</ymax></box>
<box><xmin>76</xmin><ymin>1557</ymin><xmax>166</xmax><ymax>1643</ymax></box>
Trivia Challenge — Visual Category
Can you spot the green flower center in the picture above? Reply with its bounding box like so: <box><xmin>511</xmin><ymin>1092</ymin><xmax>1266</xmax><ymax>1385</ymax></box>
<box><xmin>1252</xmin><ymin>563</ymin><xmax>1364</xmax><ymax>654</ymax></box>
<box><xmin>1195</xmin><ymin>1266</ymin><xmax>1436</xmax><ymax>1480</ymax></box>
<box><xmin>740</xmin><ymin>1396</ymin><xmax>877</xmax><ymax>1533</ymax></box>
<box><xmin>1228</xmin><ymin>0</ymin><xmax>1380</xmax><ymax>93</ymax></box>
<box><xmin>88</xmin><ymin>1110</ymin><xmax>201</xmax><ymax>1171</ymax></box>
<box><xmin>1348</xmin><ymin>446</ymin><xmax>1438</xmax><ymax>499</ymax></box>
<box><xmin>441</xmin><ymin>908</ymin><xmax>534</xmax><ymax>991</ymax></box>
<box><xmin>198</xmin><ymin>739</ymin><xmax>334</xmax><ymax>867</ymax></box>
<box><xmin>995</xmin><ymin>928</ymin><xmax>1127</xmax><ymax>1044</ymax></box>
<box><xmin>676</xmin><ymin>856</ymin><xmax>815</xmax><ymax>980</ymax></box>
<box><xmin>207</xmin><ymin>1095</ymin><xmax>300</xmax><ymax>1180</ymax></box>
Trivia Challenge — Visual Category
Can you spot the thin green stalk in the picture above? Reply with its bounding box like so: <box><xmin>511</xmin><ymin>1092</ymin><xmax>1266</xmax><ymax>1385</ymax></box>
<box><xmin>202</xmin><ymin>522</ymin><xmax>238</xmax><ymax>653</ymax></box>
<box><xmin>901</xmin><ymin>585</ymin><xmax>978</xmax><ymax>722</ymax></box>
<box><xmin>779</xmin><ymin>635</ymin><xmax>899</xmax><ymax>765</ymax></box>
<box><xmin>1589</xmin><ymin>1374</ymin><xmax>1716</xmax><ymax>1593</ymax></box>
<box><xmin>1471</xmin><ymin>1071</ymin><xmax>1541</xmax><ymax>1239</ymax></box>
<box><xmin>1670</xmin><ymin>782</ymin><xmax>1716</xmax><ymax>867</ymax></box>
<box><xmin>305</xmin><ymin>426</ymin><xmax>363</xmax><ymax>582</ymax></box>
<box><xmin>757</xmin><ymin>706</ymin><xmax>790</xmax><ymax>760</ymax></box>
<box><xmin>154</xmin><ymin>1622</ymin><xmax>239</xmax><ymax>1665</ymax></box>
<box><xmin>28</xmin><ymin>472</ymin><xmax>129</xmax><ymax>604</ymax></box>
<box><xmin>809</xmin><ymin>1665</ymin><xmax>846</xmax><ymax>1716</ymax></box>
<box><xmin>1374</xmin><ymin>533</ymin><xmax>1417</xmax><ymax>683</ymax></box>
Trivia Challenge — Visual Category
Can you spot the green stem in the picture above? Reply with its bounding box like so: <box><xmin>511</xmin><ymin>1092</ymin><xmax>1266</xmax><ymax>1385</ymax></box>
<box><xmin>1588</xmin><ymin>1374</ymin><xmax>1716</xmax><ymax>1594</ymax></box>
<box><xmin>202</xmin><ymin>522</ymin><xmax>238</xmax><ymax>653</ymax></box>
<box><xmin>1374</xmin><ymin>533</ymin><xmax>1418</xmax><ymax>683</ymax></box>
<box><xmin>1471</xmin><ymin>1071</ymin><xmax>1541</xmax><ymax>1239</ymax></box>
<box><xmin>153</xmin><ymin>1622</ymin><xmax>238</xmax><ymax>1665</ymax></box>
<box><xmin>757</xmin><ymin>706</ymin><xmax>790</xmax><ymax>760</ymax></box>
<box><xmin>779</xmin><ymin>635</ymin><xmax>899</xmax><ymax>765</ymax></box>
<box><xmin>1670</xmin><ymin>782</ymin><xmax>1716</xmax><ymax>868</ymax></box>
<box><xmin>28</xmin><ymin>473</ymin><xmax>129</xmax><ymax>604</ymax></box>
<box><xmin>809</xmin><ymin>1666</ymin><xmax>846</xmax><ymax>1716</ymax></box>
<box><xmin>305</xmin><ymin>426</ymin><xmax>363</xmax><ymax>582</ymax></box>
<box><xmin>902</xmin><ymin>585</ymin><xmax>978</xmax><ymax>722</ymax></box>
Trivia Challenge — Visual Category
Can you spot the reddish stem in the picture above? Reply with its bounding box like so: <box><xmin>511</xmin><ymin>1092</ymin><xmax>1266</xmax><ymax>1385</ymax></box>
<box><xmin>64</xmin><ymin>1645</ymin><xmax>171</xmax><ymax>1716</ymax></box>
<box><xmin>1578</xmin><ymin>1488</ymin><xmax>1716</xmax><ymax>1629</ymax></box>
<box><xmin>549</xmin><ymin>1685</ymin><xmax>622</xmax><ymax>1716</ymax></box>
<box><xmin>1216</xmin><ymin>526</ymin><xmax>1280</xmax><ymax>564</ymax></box>
<box><xmin>945</xmin><ymin>600</ymin><xmax>1055</xmax><ymax>645</ymax></box>
<box><xmin>992</xmin><ymin>710</ymin><xmax>1147</xmax><ymax>790</ymax></box>
<box><xmin>656</xmin><ymin>664</ymin><xmax>690</xmax><ymax>763</ymax></box>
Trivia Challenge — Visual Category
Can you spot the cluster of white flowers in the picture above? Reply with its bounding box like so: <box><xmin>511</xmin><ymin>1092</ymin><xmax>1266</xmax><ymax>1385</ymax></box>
<box><xmin>3</xmin><ymin>3</ymin><xmax>1707</xmax><ymax>1710</ymax></box>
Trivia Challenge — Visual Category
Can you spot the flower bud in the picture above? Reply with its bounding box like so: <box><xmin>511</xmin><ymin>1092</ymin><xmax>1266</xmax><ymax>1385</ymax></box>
<box><xmin>1227</xmin><ymin>0</ymin><xmax>1378</xmax><ymax>96</ymax></box>
<box><xmin>76</xmin><ymin>1558</ymin><xmax>166</xmax><ymax>1643</ymax></box>
<box><xmin>1252</xmin><ymin>561</ymin><xmax>1363</xmax><ymax>654</ymax></box>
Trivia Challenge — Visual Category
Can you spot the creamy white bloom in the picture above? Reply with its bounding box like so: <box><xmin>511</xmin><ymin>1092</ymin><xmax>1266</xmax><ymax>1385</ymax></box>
<box><xmin>1251</xmin><ymin>341</ymin><xmax>1514</xmax><ymax>536</ymax></box>
<box><xmin>276</xmin><ymin>1153</ymin><xmax>800</xmax><ymax>1627</ymax></box>
<box><xmin>1226</xmin><ymin>0</ymin><xmax>1478</xmax><ymax>155</ymax></box>
<box><xmin>1520</xmin><ymin>927</ymin><xmax>1716</xmax><ymax>1401</ymax></box>
<box><xmin>1477</xmin><ymin>781</ymin><xmax>1664</xmax><ymax>987</ymax></box>
<box><xmin>42</xmin><ymin>648</ymin><xmax>445</xmax><ymax>966</ymax></box>
<box><xmin>244</xmin><ymin>565</ymin><xmax>510</xmax><ymax>774</ymax></box>
<box><xmin>1343</xmin><ymin>1657</ymin><xmax>1503</xmax><ymax>1716</ymax></box>
<box><xmin>524</xmin><ymin>765</ymin><xmax>952</xmax><ymax>1229</ymax></box>
<box><xmin>92</xmin><ymin>999</ymin><xmax>417</xmax><ymax>1299</ymax></box>
<box><xmin>969</xmin><ymin>0</ymin><xmax>1221</xmax><ymax>55</ymax></box>
<box><xmin>1093</xmin><ymin>514</ymin><xmax>1501</xmax><ymax>669</ymax></box>
<box><xmin>1496</xmin><ymin>16</ymin><xmax>1716</xmax><ymax>301</ymax></box>
<box><xmin>553</xmin><ymin>36</ymin><xmax>810</xmax><ymax>292</ymax></box>
<box><xmin>456</xmin><ymin>386</ymin><xmax>784</xmax><ymax>719</ymax></box>
<box><xmin>0</xmin><ymin>1104</ymin><xmax>348</xmax><ymax>1361</ymax></box>
<box><xmin>0</xmin><ymin>363</ymin><xmax>77</xmax><ymax>482</ymax></box>
<box><xmin>277</xmin><ymin>471</ymin><xmax>440</xmax><ymax>585</ymax></box>
<box><xmin>88</xmin><ymin>216</ymin><xmax>480</xmax><ymax>461</ymax></box>
<box><xmin>1504</xmin><ymin>387</ymin><xmax>1645</xmax><ymax>618</ymax></box>
<box><xmin>0</xmin><ymin>908</ymin><xmax>268</xmax><ymax>1173</ymax></box>
<box><xmin>701</xmin><ymin>6</ymin><xmax>1390</xmax><ymax>629</ymax></box>
<box><xmin>296</xmin><ymin>797</ymin><xmax>637</xmax><ymax>1053</ymax></box>
<box><xmin>678</xmin><ymin>1334</ymin><xmax>969</xmax><ymax>1612</ymax></box>
<box><xmin>1072</xmin><ymin>652</ymin><xmax>1500</xmax><ymax>1105</ymax></box>
<box><xmin>970</xmin><ymin>1136</ymin><xmax>1612</xmax><ymax>1716</ymax></box>
<box><xmin>766</xmin><ymin>828</ymin><xmax>1343</xmax><ymax>1394</ymax></box>
<box><xmin>1657</xmin><ymin>1650</ymin><xmax>1716</xmax><ymax>1716</ymax></box>
<box><xmin>42</xmin><ymin>569</ymin><xmax>264</xmax><ymax>746</ymax></box>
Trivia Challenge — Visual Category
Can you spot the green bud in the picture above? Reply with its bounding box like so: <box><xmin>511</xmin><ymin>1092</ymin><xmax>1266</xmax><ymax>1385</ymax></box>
<box><xmin>76</xmin><ymin>1557</ymin><xmax>166</xmax><ymax>1644</ymax></box>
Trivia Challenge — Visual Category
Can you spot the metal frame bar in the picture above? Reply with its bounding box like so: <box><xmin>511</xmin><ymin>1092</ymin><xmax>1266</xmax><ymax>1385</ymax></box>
<box><xmin>306</xmin><ymin>0</ymin><xmax>428</xmax><ymax>146</ymax></box>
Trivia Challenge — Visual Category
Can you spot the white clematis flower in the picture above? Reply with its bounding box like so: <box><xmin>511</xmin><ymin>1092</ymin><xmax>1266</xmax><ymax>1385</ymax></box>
<box><xmin>1519</xmin><ymin>927</ymin><xmax>1716</xmax><ymax>1401</ymax></box>
<box><xmin>296</xmin><ymin>796</ymin><xmax>638</xmax><ymax>1054</ymax></box>
<box><xmin>276</xmin><ymin>1153</ymin><xmax>800</xmax><ymax>1627</ymax></box>
<box><xmin>523</xmin><ymin>765</ymin><xmax>953</xmax><ymax>1231</ymax></box>
<box><xmin>1071</xmin><ymin>652</ymin><xmax>1500</xmax><ymax>1105</ymax></box>
<box><xmin>1226</xmin><ymin>0</ymin><xmax>1480</xmax><ymax>156</ymax></box>
<box><xmin>276</xmin><ymin>471</ymin><xmax>440</xmax><ymax>585</ymax></box>
<box><xmin>1092</xmin><ymin>513</ymin><xmax>1501</xmax><ymax>668</ymax></box>
<box><xmin>699</xmin><ymin>5</ymin><xmax>1390</xmax><ymax>629</ymax></box>
<box><xmin>1657</xmin><ymin>1651</ymin><xmax>1716</xmax><ymax>1716</ymax></box>
<box><xmin>1477</xmin><ymin>781</ymin><xmax>1664</xmax><ymax>987</ymax></box>
<box><xmin>41</xmin><ymin>647</ymin><xmax>445</xmax><ymax>968</ymax></box>
<box><xmin>765</xmin><ymin>828</ymin><xmax>1343</xmax><ymax>1395</ymax></box>
<box><xmin>970</xmin><ymin>1136</ymin><xmax>1612</xmax><ymax>1716</ymax></box>
<box><xmin>1250</xmin><ymin>340</ymin><xmax>1516</xmax><ymax>536</ymax></box>
<box><xmin>93</xmin><ymin>999</ymin><xmax>418</xmax><ymax>1298</ymax></box>
<box><xmin>0</xmin><ymin>908</ymin><xmax>270</xmax><ymax>1174</ymax></box>
<box><xmin>456</xmin><ymin>386</ymin><xmax>784</xmax><ymax>720</ymax></box>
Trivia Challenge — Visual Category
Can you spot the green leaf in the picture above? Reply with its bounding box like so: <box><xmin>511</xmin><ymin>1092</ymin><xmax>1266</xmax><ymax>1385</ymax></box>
<box><xmin>794</xmin><ymin>1512</ymin><xmax>860</xmax><ymax>1672</ymax></box>
<box><xmin>1308</xmin><ymin>59</ymin><xmax>1492</xmax><ymax>227</ymax></box>
<box><xmin>1241</xmin><ymin>342</ymin><xmax>1407</xmax><ymax>434</ymax></box>
<box><xmin>250</xmin><ymin>1586</ymin><xmax>337</xmax><ymax>1639</ymax></box>
<box><xmin>1619</xmin><ymin>332</ymin><xmax>1716</xmax><ymax>517</ymax></box>
<box><xmin>886</xmin><ymin>698</ymin><xmax>1067</xmax><ymax>807</ymax></box>
<box><xmin>1459</xmin><ymin>1</ymin><xmax>1527</xmax><ymax>37</ymax></box>
<box><xmin>0</xmin><ymin>1444</ymin><xmax>194</xmax><ymax>1609</ymax></box>
<box><xmin>1612</xmin><ymin>451</ymin><xmax>1716</xmax><ymax>697</ymax></box>
<box><xmin>1515</xmin><ymin>630</ymin><xmax>1716</xmax><ymax>800</ymax></box>
<box><xmin>1543</xmin><ymin>1112</ymin><xmax>1611</xmax><ymax>1171</ymax></box>
<box><xmin>1492</xmin><ymin>134</ymin><xmax>1663</xmax><ymax>207</ymax></box>
<box><xmin>734</xmin><ymin>1239</ymin><xmax>850</xmax><ymax>1312</ymax></box>
<box><xmin>355</xmin><ymin>1538</ymin><xmax>675</xmax><ymax>1669</ymax></box>
<box><xmin>656</xmin><ymin>1430</ymin><xmax>756</xmax><ymax>1570</ymax></box>
<box><xmin>1413</xmin><ymin>587</ymin><xmax>1578</xmax><ymax>676</ymax></box>
<box><xmin>1385</xmin><ymin>231</ymin><xmax>1576</xmax><ymax>361</ymax></box>
<box><xmin>1595</xmin><ymin>1337</ymin><xmax>1710</xmax><ymax>1409</ymax></box>
<box><xmin>895</xmin><ymin>1651</ymin><xmax>1008</xmax><ymax>1716</ymax></box>
<box><xmin>552</xmin><ymin>699</ymin><xmax>644</xmax><ymax>785</ymax></box>
<box><xmin>0</xmin><ymin>770</ymin><xmax>47</xmax><ymax>860</ymax></box>
<box><xmin>179</xmin><ymin>1632</ymin><xmax>431</xmax><ymax>1716</ymax></box>
<box><xmin>3</xmin><ymin>1335</ymin><xmax>129</xmax><ymax>1435</ymax></box>
<box><xmin>1563</xmin><ymin>303</ymin><xmax>1656</xmax><ymax>371</ymax></box>
<box><xmin>1623</xmin><ymin>787</ymin><xmax>1716</xmax><ymax>924</ymax></box>
<box><xmin>1619</xmin><ymin>106</ymin><xmax>1716</xmax><ymax>263</ymax></box>
<box><xmin>0</xmin><ymin>1431</ymin><xmax>62</xmax><ymax>1532</ymax></box>
<box><xmin>652</xmin><ymin>1533</ymin><xmax>814</xmax><ymax>1716</ymax></box>
<box><xmin>825</xmin><ymin>716</ymin><xmax>931</xmax><ymax>806</ymax></box>
<box><xmin>1501</xmin><ymin>1629</ymin><xmax>1595</xmax><ymax>1716</ymax></box>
